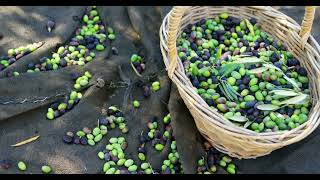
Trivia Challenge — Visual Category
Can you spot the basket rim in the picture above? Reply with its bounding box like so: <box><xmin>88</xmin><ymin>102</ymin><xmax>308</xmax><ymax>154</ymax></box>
<box><xmin>159</xmin><ymin>6</ymin><xmax>320</xmax><ymax>141</ymax></box>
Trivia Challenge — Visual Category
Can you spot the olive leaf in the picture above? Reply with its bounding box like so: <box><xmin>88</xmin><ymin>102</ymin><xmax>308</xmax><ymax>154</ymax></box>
<box><xmin>227</xmin><ymin>115</ymin><xmax>249</xmax><ymax>122</ymax></box>
<box><xmin>244</xmin><ymin>19</ymin><xmax>255</xmax><ymax>36</ymax></box>
<box><xmin>225</xmin><ymin>81</ymin><xmax>241</xmax><ymax>96</ymax></box>
<box><xmin>279</xmin><ymin>93</ymin><xmax>309</xmax><ymax>105</ymax></box>
<box><xmin>218</xmin><ymin>63</ymin><xmax>240</xmax><ymax>76</ymax></box>
<box><xmin>247</xmin><ymin>67</ymin><xmax>269</xmax><ymax>74</ymax></box>
<box><xmin>244</xmin><ymin>120</ymin><xmax>254</xmax><ymax>129</ymax></box>
<box><xmin>269</xmin><ymin>90</ymin><xmax>299</xmax><ymax>97</ymax></box>
<box><xmin>263</xmin><ymin>63</ymin><xmax>301</xmax><ymax>91</ymax></box>
<box><xmin>283</xmin><ymin>75</ymin><xmax>301</xmax><ymax>91</ymax></box>
<box><xmin>224</xmin><ymin>82</ymin><xmax>238</xmax><ymax>101</ymax></box>
<box><xmin>218</xmin><ymin>83</ymin><xmax>233</xmax><ymax>101</ymax></box>
<box><xmin>258</xmin><ymin>51</ymin><xmax>274</xmax><ymax>57</ymax></box>
<box><xmin>219</xmin><ymin>82</ymin><xmax>234</xmax><ymax>101</ymax></box>
<box><xmin>263</xmin><ymin>63</ymin><xmax>282</xmax><ymax>71</ymax></box>
<box><xmin>233</xmin><ymin>56</ymin><xmax>263</xmax><ymax>64</ymax></box>
<box><xmin>256</xmin><ymin>104</ymin><xmax>280</xmax><ymax>111</ymax></box>
<box><xmin>220</xmin><ymin>81</ymin><xmax>240</xmax><ymax>101</ymax></box>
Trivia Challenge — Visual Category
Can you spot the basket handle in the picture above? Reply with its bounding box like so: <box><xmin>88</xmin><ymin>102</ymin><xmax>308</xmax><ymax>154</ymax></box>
<box><xmin>167</xmin><ymin>6</ymin><xmax>317</xmax><ymax>78</ymax></box>
<box><xmin>299</xmin><ymin>6</ymin><xmax>316</xmax><ymax>47</ymax></box>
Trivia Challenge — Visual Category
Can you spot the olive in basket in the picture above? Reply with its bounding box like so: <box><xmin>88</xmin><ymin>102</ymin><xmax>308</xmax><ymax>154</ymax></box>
<box><xmin>176</xmin><ymin>13</ymin><xmax>311</xmax><ymax>133</ymax></box>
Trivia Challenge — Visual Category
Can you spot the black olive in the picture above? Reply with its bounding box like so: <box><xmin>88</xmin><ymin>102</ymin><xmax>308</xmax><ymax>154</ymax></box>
<box><xmin>190</xmin><ymin>57</ymin><xmax>197</xmax><ymax>63</ymax></box>
<box><xmin>211</xmin><ymin>76</ymin><xmax>219</xmax><ymax>84</ymax></box>
<box><xmin>114</xmin><ymin>111</ymin><xmax>123</xmax><ymax>117</ymax></box>
<box><xmin>99</xmin><ymin>117</ymin><xmax>109</xmax><ymax>126</ymax></box>
<box><xmin>250</xmin><ymin>18</ymin><xmax>257</xmax><ymax>25</ymax></box>
<box><xmin>302</xmin><ymin>83</ymin><xmax>309</xmax><ymax>89</ymax></box>
<box><xmin>8</xmin><ymin>58</ymin><xmax>16</xmax><ymax>65</ymax></box>
<box><xmin>247</xmin><ymin>115</ymin><xmax>255</xmax><ymax>121</ymax></box>
<box><xmin>247</xmin><ymin>108</ymin><xmax>254</xmax><ymax>115</ymax></box>
<box><xmin>255</xmin><ymin>118</ymin><xmax>263</xmax><ymax>123</ymax></box>
<box><xmin>198</xmin><ymin>76</ymin><xmax>207</xmax><ymax>82</ymax></box>
<box><xmin>242</xmin><ymin>76</ymin><xmax>250</xmax><ymax>85</ymax></box>
<box><xmin>237</xmin><ymin>31</ymin><xmax>243</xmax><ymax>38</ymax></box>
<box><xmin>238</xmin><ymin>84</ymin><xmax>246</xmax><ymax>91</ymax></box>
<box><xmin>246</xmin><ymin>100</ymin><xmax>257</xmax><ymax>109</ymax></box>
<box><xmin>236</xmin><ymin>79</ymin><xmax>243</xmax><ymax>86</ymax></box>
<box><xmin>297</xmin><ymin>67</ymin><xmax>307</xmax><ymax>76</ymax></box>
<box><xmin>271</xmin><ymin>80</ymin><xmax>280</xmax><ymax>86</ymax></box>
<box><xmin>274</xmin><ymin>61</ymin><xmax>282</xmax><ymax>68</ymax></box>
<box><xmin>206</xmin><ymin>99</ymin><xmax>215</xmax><ymax>106</ymax></box>
<box><xmin>253</xmin><ymin>110</ymin><xmax>259</xmax><ymax>117</ymax></box>
<box><xmin>192</xmin><ymin>78</ymin><xmax>200</xmax><ymax>88</ymax></box>
<box><xmin>80</xmin><ymin>137</ymin><xmax>88</xmax><ymax>145</ymax></box>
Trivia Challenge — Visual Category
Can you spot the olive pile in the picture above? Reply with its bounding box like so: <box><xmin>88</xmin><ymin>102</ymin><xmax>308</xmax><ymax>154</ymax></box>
<box><xmin>62</xmin><ymin>105</ymin><xmax>126</xmax><ymax>145</ymax></box>
<box><xmin>19</xmin><ymin>6</ymin><xmax>111</xmax><ymax>75</ymax></box>
<box><xmin>196</xmin><ymin>142</ymin><xmax>237</xmax><ymax>174</ymax></box>
<box><xmin>102</xmin><ymin>137</ymin><xmax>141</xmax><ymax>174</ymax></box>
<box><xmin>0</xmin><ymin>42</ymin><xmax>44</xmax><ymax>74</ymax></box>
<box><xmin>138</xmin><ymin>114</ymin><xmax>183</xmax><ymax>174</ymax></box>
<box><xmin>46</xmin><ymin>71</ymin><xmax>92</xmax><ymax>120</ymax></box>
<box><xmin>177</xmin><ymin>13</ymin><xmax>311</xmax><ymax>132</ymax></box>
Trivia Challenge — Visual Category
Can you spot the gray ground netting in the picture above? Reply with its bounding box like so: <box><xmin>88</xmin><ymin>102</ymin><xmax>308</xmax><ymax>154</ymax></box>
<box><xmin>1</xmin><ymin>6</ymin><xmax>320</xmax><ymax>174</ymax></box>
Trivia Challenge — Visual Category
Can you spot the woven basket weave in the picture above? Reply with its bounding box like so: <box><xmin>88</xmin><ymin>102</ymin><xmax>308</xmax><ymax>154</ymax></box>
<box><xmin>160</xmin><ymin>6</ymin><xmax>320</xmax><ymax>159</ymax></box>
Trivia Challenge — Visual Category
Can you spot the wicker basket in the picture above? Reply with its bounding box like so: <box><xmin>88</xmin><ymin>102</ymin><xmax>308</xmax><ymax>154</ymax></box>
<box><xmin>160</xmin><ymin>6</ymin><xmax>320</xmax><ymax>159</ymax></box>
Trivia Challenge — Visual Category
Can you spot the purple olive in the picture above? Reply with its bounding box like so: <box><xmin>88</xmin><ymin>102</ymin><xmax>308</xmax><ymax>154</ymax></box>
<box><xmin>104</xmin><ymin>153</ymin><xmax>111</xmax><ymax>161</ymax></box>
<box><xmin>0</xmin><ymin>159</ymin><xmax>12</xmax><ymax>169</ymax></box>
<box><xmin>60</xmin><ymin>59</ymin><xmax>67</xmax><ymax>67</ymax></box>
<box><xmin>163</xmin><ymin>168</ymin><xmax>171</xmax><ymax>174</ymax></box>
<box><xmin>73</xmin><ymin>137</ymin><xmax>81</xmax><ymax>144</ymax></box>
<box><xmin>62</xmin><ymin>135</ymin><xmax>73</xmax><ymax>144</ymax></box>
<box><xmin>111</xmin><ymin>156</ymin><xmax>118</xmax><ymax>162</ymax></box>
<box><xmin>151</xmin><ymin>138</ymin><xmax>160</xmax><ymax>147</ymax></box>
<box><xmin>6</xmin><ymin>70</ymin><xmax>14</xmax><ymax>78</ymax></box>
<box><xmin>159</xmin><ymin>138</ymin><xmax>167</xmax><ymax>145</ymax></box>
<box><xmin>143</xmin><ymin>85</ymin><xmax>151</xmax><ymax>98</ymax></box>
<box><xmin>70</xmin><ymin>41</ymin><xmax>79</xmax><ymax>46</ymax></box>
<box><xmin>8</xmin><ymin>58</ymin><xmax>16</xmax><ymax>64</ymax></box>
<box><xmin>138</xmin><ymin>146</ymin><xmax>147</xmax><ymax>154</ymax></box>
<box><xmin>46</xmin><ymin>20</ymin><xmax>55</xmax><ymax>32</ymax></box>
<box><xmin>120</xmin><ymin>170</ymin><xmax>130</xmax><ymax>174</ymax></box>
<box><xmin>54</xmin><ymin>110</ymin><xmax>60</xmax><ymax>118</ymax></box>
